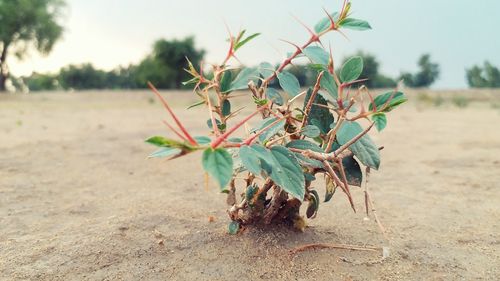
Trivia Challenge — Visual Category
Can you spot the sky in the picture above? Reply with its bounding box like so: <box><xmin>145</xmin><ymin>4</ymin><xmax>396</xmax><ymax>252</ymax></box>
<box><xmin>9</xmin><ymin>0</ymin><xmax>500</xmax><ymax>89</ymax></box>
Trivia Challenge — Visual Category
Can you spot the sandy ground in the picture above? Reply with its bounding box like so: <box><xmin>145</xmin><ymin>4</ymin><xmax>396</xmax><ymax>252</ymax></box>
<box><xmin>0</xmin><ymin>89</ymin><xmax>499</xmax><ymax>280</ymax></box>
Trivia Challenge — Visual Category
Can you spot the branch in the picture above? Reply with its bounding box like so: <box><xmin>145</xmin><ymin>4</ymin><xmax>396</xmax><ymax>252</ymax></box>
<box><xmin>300</xmin><ymin>71</ymin><xmax>324</xmax><ymax>129</ymax></box>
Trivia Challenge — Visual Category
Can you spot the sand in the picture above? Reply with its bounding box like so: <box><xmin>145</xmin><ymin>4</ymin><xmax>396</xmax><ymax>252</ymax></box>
<box><xmin>1</xmin><ymin>89</ymin><xmax>499</xmax><ymax>280</ymax></box>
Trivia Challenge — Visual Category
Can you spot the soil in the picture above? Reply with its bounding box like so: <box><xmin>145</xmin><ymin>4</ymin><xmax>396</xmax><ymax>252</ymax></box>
<box><xmin>1</xmin><ymin>90</ymin><xmax>499</xmax><ymax>280</ymax></box>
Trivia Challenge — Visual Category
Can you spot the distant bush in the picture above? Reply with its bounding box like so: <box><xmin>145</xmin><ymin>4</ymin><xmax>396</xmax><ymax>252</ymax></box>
<box><xmin>466</xmin><ymin>61</ymin><xmax>500</xmax><ymax>88</ymax></box>
<box><xmin>400</xmin><ymin>54</ymin><xmax>440</xmax><ymax>88</ymax></box>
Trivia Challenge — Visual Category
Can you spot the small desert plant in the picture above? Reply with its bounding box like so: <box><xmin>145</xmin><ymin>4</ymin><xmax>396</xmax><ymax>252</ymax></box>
<box><xmin>146</xmin><ymin>1</ymin><xmax>407</xmax><ymax>234</ymax></box>
<box><xmin>451</xmin><ymin>95</ymin><xmax>469</xmax><ymax>108</ymax></box>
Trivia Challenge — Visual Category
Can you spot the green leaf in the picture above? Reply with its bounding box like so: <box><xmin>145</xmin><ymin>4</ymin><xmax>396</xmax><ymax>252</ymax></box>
<box><xmin>259</xmin><ymin>118</ymin><xmax>285</xmax><ymax>143</ymax></box>
<box><xmin>303</xmin><ymin>46</ymin><xmax>329</xmax><ymax>65</ymax></box>
<box><xmin>258</xmin><ymin>62</ymin><xmax>275</xmax><ymax>79</ymax></box>
<box><xmin>301</xmin><ymin>125</ymin><xmax>321</xmax><ymax>138</ymax></box>
<box><xmin>228</xmin><ymin>221</ymin><xmax>240</xmax><ymax>235</ymax></box>
<box><xmin>266</xmin><ymin>88</ymin><xmax>284</xmax><ymax>106</ymax></box>
<box><xmin>228</xmin><ymin>68</ymin><xmax>258</xmax><ymax>92</ymax></box>
<box><xmin>222</xmin><ymin>99</ymin><xmax>231</xmax><ymax>116</ymax></box>
<box><xmin>202</xmin><ymin>148</ymin><xmax>234</xmax><ymax>189</ymax></box>
<box><xmin>277</xmin><ymin>71</ymin><xmax>301</xmax><ymax>97</ymax></box>
<box><xmin>369</xmin><ymin>91</ymin><xmax>407</xmax><ymax>112</ymax></box>
<box><xmin>239</xmin><ymin>145</ymin><xmax>263</xmax><ymax>175</ymax></box>
<box><xmin>187</xmin><ymin>100</ymin><xmax>205</xmax><ymax>109</ymax></box>
<box><xmin>314</xmin><ymin>12</ymin><xmax>339</xmax><ymax>33</ymax></box>
<box><xmin>320</xmin><ymin>73</ymin><xmax>338</xmax><ymax>99</ymax></box>
<box><xmin>148</xmin><ymin>147</ymin><xmax>182</xmax><ymax>158</ymax></box>
<box><xmin>341</xmin><ymin>156</ymin><xmax>363</xmax><ymax>187</ymax></box>
<box><xmin>340</xmin><ymin>18</ymin><xmax>372</xmax><ymax>31</ymax></box>
<box><xmin>372</xmin><ymin>113</ymin><xmax>387</xmax><ymax>132</ymax></box>
<box><xmin>308</xmin><ymin>64</ymin><xmax>328</xmax><ymax>72</ymax></box>
<box><xmin>340</xmin><ymin>56</ymin><xmax>364</xmax><ymax>83</ymax></box>
<box><xmin>253</xmin><ymin>117</ymin><xmax>285</xmax><ymax>143</ymax></box>
<box><xmin>337</xmin><ymin>121</ymin><xmax>380</xmax><ymax>170</ymax></box>
<box><xmin>303</xmin><ymin>89</ymin><xmax>335</xmax><ymax>134</ymax></box>
<box><xmin>219</xmin><ymin>70</ymin><xmax>233</xmax><ymax>93</ymax></box>
<box><xmin>194</xmin><ymin>136</ymin><xmax>211</xmax><ymax>145</ymax></box>
<box><xmin>234</xmin><ymin>33</ymin><xmax>260</xmax><ymax>51</ymax></box>
<box><xmin>145</xmin><ymin>136</ymin><xmax>192</xmax><ymax>150</ymax></box>
<box><xmin>206</xmin><ymin>118</ymin><xmax>226</xmax><ymax>131</ymax></box>
<box><xmin>268</xmin><ymin>146</ymin><xmax>306</xmax><ymax>201</ymax></box>
<box><xmin>286</xmin><ymin>140</ymin><xmax>324</xmax><ymax>153</ymax></box>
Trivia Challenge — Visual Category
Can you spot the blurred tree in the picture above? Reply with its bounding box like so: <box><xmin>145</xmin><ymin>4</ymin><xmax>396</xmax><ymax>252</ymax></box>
<box><xmin>342</xmin><ymin>51</ymin><xmax>397</xmax><ymax>88</ymax></box>
<box><xmin>135</xmin><ymin>37</ymin><xmax>205</xmax><ymax>88</ymax></box>
<box><xmin>24</xmin><ymin>72</ymin><xmax>58</xmax><ymax>91</ymax></box>
<box><xmin>0</xmin><ymin>0</ymin><xmax>65</xmax><ymax>92</ymax></box>
<box><xmin>466</xmin><ymin>61</ymin><xmax>500</xmax><ymax>88</ymax></box>
<box><xmin>400</xmin><ymin>54</ymin><xmax>440</xmax><ymax>88</ymax></box>
<box><xmin>58</xmin><ymin>64</ymin><xmax>107</xmax><ymax>90</ymax></box>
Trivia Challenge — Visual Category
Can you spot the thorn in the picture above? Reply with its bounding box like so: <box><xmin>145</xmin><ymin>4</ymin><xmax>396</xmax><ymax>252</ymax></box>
<box><xmin>322</xmin><ymin>7</ymin><xmax>336</xmax><ymax>30</ymax></box>
<box><xmin>162</xmin><ymin>120</ymin><xmax>188</xmax><ymax>142</ymax></box>
<box><xmin>278</xmin><ymin>39</ymin><xmax>302</xmax><ymax>52</ymax></box>
<box><xmin>337</xmin><ymin>29</ymin><xmax>350</xmax><ymax>42</ymax></box>
<box><xmin>291</xmin><ymin>14</ymin><xmax>316</xmax><ymax>37</ymax></box>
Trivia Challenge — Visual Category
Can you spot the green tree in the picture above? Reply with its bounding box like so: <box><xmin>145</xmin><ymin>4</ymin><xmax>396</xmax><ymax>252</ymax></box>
<box><xmin>24</xmin><ymin>72</ymin><xmax>58</xmax><ymax>91</ymax></box>
<box><xmin>0</xmin><ymin>0</ymin><xmax>65</xmax><ymax>92</ymax></box>
<box><xmin>135</xmin><ymin>37</ymin><xmax>205</xmax><ymax>88</ymax></box>
<box><xmin>58</xmin><ymin>63</ymin><xmax>107</xmax><ymax>90</ymax></box>
<box><xmin>400</xmin><ymin>54</ymin><xmax>440</xmax><ymax>88</ymax></box>
<box><xmin>466</xmin><ymin>61</ymin><xmax>500</xmax><ymax>88</ymax></box>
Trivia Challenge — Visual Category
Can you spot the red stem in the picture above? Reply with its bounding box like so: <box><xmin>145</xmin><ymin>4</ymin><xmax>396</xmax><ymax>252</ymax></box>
<box><xmin>148</xmin><ymin>82</ymin><xmax>198</xmax><ymax>145</ymax></box>
<box><xmin>243</xmin><ymin>115</ymin><xmax>287</xmax><ymax>146</ymax></box>
<box><xmin>211</xmin><ymin>106</ymin><xmax>266</xmax><ymax>149</ymax></box>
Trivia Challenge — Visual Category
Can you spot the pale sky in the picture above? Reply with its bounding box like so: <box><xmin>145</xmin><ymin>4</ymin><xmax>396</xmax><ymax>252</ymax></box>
<box><xmin>10</xmin><ymin>0</ymin><xmax>500</xmax><ymax>89</ymax></box>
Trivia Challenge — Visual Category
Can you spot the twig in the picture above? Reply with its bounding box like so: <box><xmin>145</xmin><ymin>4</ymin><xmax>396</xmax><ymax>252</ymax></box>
<box><xmin>289</xmin><ymin>243</ymin><xmax>381</xmax><ymax>256</ymax></box>
<box><xmin>300</xmin><ymin>71</ymin><xmax>325</xmax><ymax>129</ymax></box>
<box><xmin>322</xmin><ymin>160</ymin><xmax>356</xmax><ymax>212</ymax></box>
<box><xmin>364</xmin><ymin>167</ymin><xmax>388</xmax><ymax>240</ymax></box>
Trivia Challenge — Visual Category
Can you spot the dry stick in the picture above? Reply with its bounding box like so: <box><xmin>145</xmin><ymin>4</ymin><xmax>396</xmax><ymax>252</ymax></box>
<box><xmin>322</xmin><ymin>160</ymin><xmax>356</xmax><ymax>212</ymax></box>
<box><xmin>148</xmin><ymin>82</ymin><xmax>198</xmax><ymax>145</ymax></box>
<box><xmin>364</xmin><ymin>167</ymin><xmax>388</xmax><ymax>240</ymax></box>
<box><xmin>336</xmin><ymin>157</ymin><xmax>354</xmax><ymax>209</ymax></box>
<box><xmin>300</xmin><ymin>71</ymin><xmax>325</xmax><ymax>130</ymax></box>
<box><xmin>289</xmin><ymin>243</ymin><xmax>381</xmax><ymax>256</ymax></box>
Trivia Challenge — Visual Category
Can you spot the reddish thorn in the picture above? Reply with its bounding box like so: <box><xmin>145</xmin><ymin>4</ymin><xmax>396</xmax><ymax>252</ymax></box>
<box><xmin>322</xmin><ymin>8</ymin><xmax>336</xmax><ymax>30</ymax></box>
<box><xmin>148</xmin><ymin>82</ymin><xmax>198</xmax><ymax>146</ymax></box>
<box><xmin>291</xmin><ymin>14</ymin><xmax>316</xmax><ymax>37</ymax></box>
<box><xmin>279</xmin><ymin>39</ymin><xmax>302</xmax><ymax>52</ymax></box>
<box><xmin>162</xmin><ymin>120</ymin><xmax>188</xmax><ymax>142</ymax></box>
